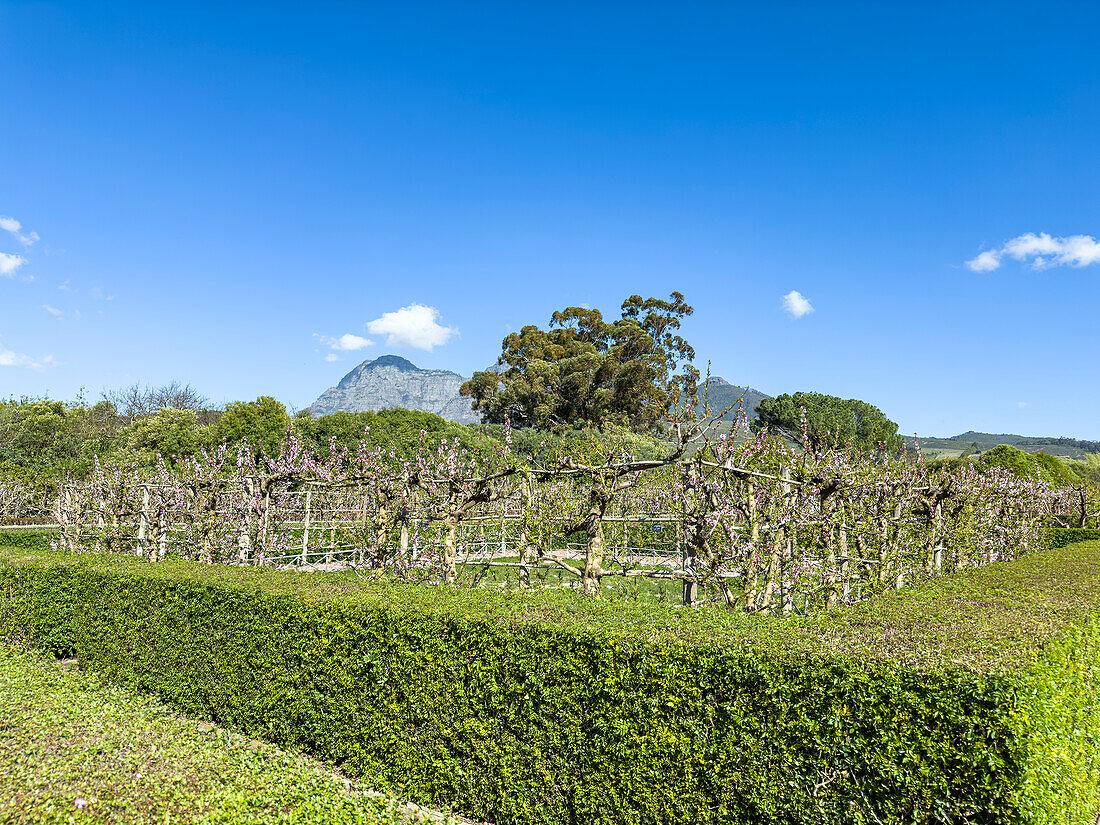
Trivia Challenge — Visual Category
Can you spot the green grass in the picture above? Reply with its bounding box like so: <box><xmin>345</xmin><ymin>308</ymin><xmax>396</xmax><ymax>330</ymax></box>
<box><xmin>0</xmin><ymin>643</ymin><xmax>451</xmax><ymax>825</ymax></box>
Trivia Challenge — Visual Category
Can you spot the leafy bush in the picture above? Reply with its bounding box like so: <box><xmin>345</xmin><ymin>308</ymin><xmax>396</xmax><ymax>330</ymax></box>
<box><xmin>3</xmin><ymin>543</ymin><xmax>1100</xmax><ymax>824</ymax></box>
<box><xmin>1045</xmin><ymin>527</ymin><xmax>1100</xmax><ymax>549</ymax></box>
<box><xmin>0</xmin><ymin>529</ymin><xmax>55</xmax><ymax>552</ymax></box>
<box><xmin>979</xmin><ymin>445</ymin><xmax>1079</xmax><ymax>486</ymax></box>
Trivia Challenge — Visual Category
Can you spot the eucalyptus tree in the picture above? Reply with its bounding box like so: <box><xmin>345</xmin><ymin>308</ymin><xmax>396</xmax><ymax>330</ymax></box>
<box><xmin>461</xmin><ymin>292</ymin><xmax>698</xmax><ymax>432</ymax></box>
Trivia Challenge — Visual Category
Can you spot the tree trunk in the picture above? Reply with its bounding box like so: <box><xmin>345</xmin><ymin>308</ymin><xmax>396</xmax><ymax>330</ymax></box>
<box><xmin>373</xmin><ymin>500</ymin><xmax>389</xmax><ymax>568</ymax></box>
<box><xmin>583</xmin><ymin>519</ymin><xmax>604</xmax><ymax>596</ymax></box>
<box><xmin>443</xmin><ymin>516</ymin><xmax>459</xmax><ymax>585</ymax></box>
<box><xmin>760</xmin><ymin>528</ymin><xmax>784</xmax><ymax>612</ymax></box>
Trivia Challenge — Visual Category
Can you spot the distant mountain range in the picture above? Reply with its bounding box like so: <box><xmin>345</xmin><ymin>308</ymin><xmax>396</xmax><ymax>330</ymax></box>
<box><xmin>309</xmin><ymin>356</ymin><xmax>771</xmax><ymax>425</ymax></box>
<box><xmin>915</xmin><ymin>432</ymin><xmax>1100</xmax><ymax>460</ymax></box>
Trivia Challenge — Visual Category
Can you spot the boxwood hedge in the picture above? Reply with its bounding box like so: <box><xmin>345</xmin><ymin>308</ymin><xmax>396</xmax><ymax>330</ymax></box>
<box><xmin>0</xmin><ymin>528</ymin><xmax>55</xmax><ymax>552</ymax></box>
<box><xmin>1045</xmin><ymin>527</ymin><xmax>1100</xmax><ymax>549</ymax></box>
<box><xmin>1</xmin><ymin>542</ymin><xmax>1099</xmax><ymax>825</ymax></box>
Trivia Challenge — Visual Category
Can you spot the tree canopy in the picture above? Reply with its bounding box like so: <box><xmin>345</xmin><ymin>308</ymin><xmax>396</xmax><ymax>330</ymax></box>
<box><xmin>751</xmin><ymin>391</ymin><xmax>905</xmax><ymax>454</ymax></box>
<box><xmin>461</xmin><ymin>292</ymin><xmax>698</xmax><ymax>432</ymax></box>
<box><xmin>978</xmin><ymin>444</ymin><xmax>1079</xmax><ymax>486</ymax></box>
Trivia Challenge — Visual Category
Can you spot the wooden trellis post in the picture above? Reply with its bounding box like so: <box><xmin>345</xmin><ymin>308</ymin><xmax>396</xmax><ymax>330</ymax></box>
<box><xmin>681</xmin><ymin>515</ymin><xmax>698</xmax><ymax>608</ymax></box>
<box><xmin>358</xmin><ymin>492</ymin><xmax>368</xmax><ymax>566</ymax></box>
<box><xmin>158</xmin><ymin>510</ymin><xmax>168</xmax><ymax>561</ymax></box>
<box><xmin>780</xmin><ymin>466</ymin><xmax>794</xmax><ymax>617</ymax></box>
<box><xmin>300</xmin><ymin>488</ymin><xmax>312</xmax><ymax>566</ymax></box>
<box><xmin>744</xmin><ymin>480</ymin><xmax>761</xmax><ymax>612</ymax></box>
<box><xmin>259</xmin><ymin>490</ymin><xmax>270</xmax><ymax>566</ymax></box>
<box><xmin>137</xmin><ymin>487</ymin><xmax>151</xmax><ymax>557</ymax></box>
<box><xmin>839</xmin><ymin>523</ymin><xmax>851</xmax><ymax>603</ymax></box>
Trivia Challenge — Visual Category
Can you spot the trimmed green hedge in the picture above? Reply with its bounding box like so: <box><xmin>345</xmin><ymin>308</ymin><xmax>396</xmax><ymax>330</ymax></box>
<box><xmin>0</xmin><ymin>528</ymin><xmax>55</xmax><ymax>552</ymax></box>
<box><xmin>2</xmin><ymin>544</ymin><xmax>1100</xmax><ymax>824</ymax></box>
<box><xmin>1046</xmin><ymin>527</ymin><xmax>1100</xmax><ymax>549</ymax></box>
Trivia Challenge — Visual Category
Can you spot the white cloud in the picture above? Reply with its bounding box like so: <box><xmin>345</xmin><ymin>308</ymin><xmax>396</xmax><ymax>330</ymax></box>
<box><xmin>366</xmin><ymin>304</ymin><xmax>457</xmax><ymax>351</ymax></box>
<box><xmin>0</xmin><ymin>252</ymin><xmax>27</xmax><ymax>278</ymax></box>
<box><xmin>0</xmin><ymin>342</ymin><xmax>55</xmax><ymax>370</ymax></box>
<box><xmin>965</xmin><ymin>250</ymin><xmax>1001</xmax><ymax>272</ymax></box>
<box><xmin>43</xmin><ymin>304</ymin><xmax>63</xmax><ymax>319</ymax></box>
<box><xmin>318</xmin><ymin>333</ymin><xmax>373</xmax><ymax>351</ymax></box>
<box><xmin>1018</xmin><ymin>401</ymin><xmax>1030</xmax><ymax>408</ymax></box>
<box><xmin>325</xmin><ymin>353</ymin><xmax>339</xmax><ymax>363</ymax></box>
<box><xmin>0</xmin><ymin>215</ymin><xmax>39</xmax><ymax>246</ymax></box>
<box><xmin>967</xmin><ymin>233</ymin><xmax>1100</xmax><ymax>272</ymax></box>
<box><xmin>781</xmin><ymin>290</ymin><xmax>814</xmax><ymax>318</ymax></box>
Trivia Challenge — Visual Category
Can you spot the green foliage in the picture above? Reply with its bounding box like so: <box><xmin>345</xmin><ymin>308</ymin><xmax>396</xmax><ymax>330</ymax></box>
<box><xmin>0</xmin><ymin>530</ymin><xmax>55</xmax><ymax>552</ymax></box>
<box><xmin>494</xmin><ymin>423</ymin><xmax>670</xmax><ymax>463</ymax></box>
<box><xmin>751</xmin><ymin>392</ymin><xmax>905</xmax><ymax>454</ymax></box>
<box><xmin>115</xmin><ymin>407</ymin><xmax>213</xmax><ymax>465</ymax></box>
<box><xmin>214</xmin><ymin>396</ymin><xmax>292</xmax><ymax>456</ymax></box>
<box><xmin>980</xmin><ymin>444</ymin><xmax>1039</xmax><ymax>478</ymax></box>
<box><xmin>293</xmin><ymin>408</ymin><xmax>489</xmax><ymax>461</ymax></box>
<box><xmin>1045</xmin><ymin>527</ymin><xmax>1100</xmax><ymax>549</ymax></box>
<box><xmin>1067</xmin><ymin>455</ymin><xmax>1100</xmax><ymax>485</ymax></box>
<box><xmin>0</xmin><ymin>643</ymin><xmax>431</xmax><ymax>824</ymax></box>
<box><xmin>0</xmin><ymin>394</ymin><xmax>509</xmax><ymax>482</ymax></box>
<box><xmin>0</xmin><ymin>398</ymin><xmax>116</xmax><ymax>478</ymax></box>
<box><xmin>980</xmin><ymin>445</ymin><xmax>1079</xmax><ymax>486</ymax></box>
<box><xmin>462</xmin><ymin>292</ymin><xmax>698</xmax><ymax>432</ymax></box>
<box><xmin>4</xmin><ymin>542</ymin><xmax>1100</xmax><ymax>824</ymax></box>
<box><xmin>1031</xmin><ymin>452</ymin><xmax>1080</xmax><ymax>486</ymax></box>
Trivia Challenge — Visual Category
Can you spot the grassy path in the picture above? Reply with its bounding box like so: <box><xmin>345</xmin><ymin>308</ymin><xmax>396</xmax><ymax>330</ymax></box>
<box><xmin>0</xmin><ymin>644</ymin><xmax>453</xmax><ymax>825</ymax></box>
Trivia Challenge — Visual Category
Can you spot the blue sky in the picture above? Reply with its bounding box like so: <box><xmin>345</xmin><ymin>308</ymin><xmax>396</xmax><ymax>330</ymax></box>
<box><xmin>2</xmin><ymin>2</ymin><xmax>1098</xmax><ymax>438</ymax></box>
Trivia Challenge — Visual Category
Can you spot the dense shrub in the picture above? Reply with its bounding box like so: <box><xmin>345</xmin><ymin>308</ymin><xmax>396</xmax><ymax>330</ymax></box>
<box><xmin>2</xmin><ymin>543</ymin><xmax>1100</xmax><ymax>824</ymax></box>
<box><xmin>0</xmin><ymin>529</ymin><xmax>56</xmax><ymax>552</ymax></box>
<box><xmin>1044</xmin><ymin>527</ymin><xmax>1100</xmax><ymax>549</ymax></box>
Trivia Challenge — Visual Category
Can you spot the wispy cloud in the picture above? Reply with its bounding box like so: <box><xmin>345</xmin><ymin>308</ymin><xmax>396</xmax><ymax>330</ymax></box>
<box><xmin>0</xmin><ymin>215</ymin><xmax>39</xmax><ymax>246</ymax></box>
<box><xmin>0</xmin><ymin>342</ymin><xmax>55</xmax><ymax>370</ymax></box>
<box><xmin>43</xmin><ymin>304</ymin><xmax>63</xmax><ymax>319</ymax></box>
<box><xmin>325</xmin><ymin>353</ymin><xmax>339</xmax><ymax>363</ymax></box>
<box><xmin>0</xmin><ymin>252</ymin><xmax>28</xmax><ymax>278</ymax></box>
<box><xmin>366</xmin><ymin>304</ymin><xmax>457</xmax><ymax>351</ymax></box>
<box><xmin>781</xmin><ymin>290</ymin><xmax>814</xmax><ymax>319</ymax></box>
<box><xmin>966</xmin><ymin>233</ymin><xmax>1100</xmax><ymax>272</ymax></box>
<box><xmin>89</xmin><ymin>286</ymin><xmax>115</xmax><ymax>301</ymax></box>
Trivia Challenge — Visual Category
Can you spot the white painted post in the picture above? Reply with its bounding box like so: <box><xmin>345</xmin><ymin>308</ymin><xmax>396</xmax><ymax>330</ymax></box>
<box><xmin>137</xmin><ymin>487</ymin><xmax>151</xmax><ymax>557</ymax></box>
<box><xmin>300</xmin><ymin>488</ymin><xmax>312</xmax><ymax>566</ymax></box>
<box><xmin>259</xmin><ymin>490</ymin><xmax>270</xmax><ymax>565</ymax></box>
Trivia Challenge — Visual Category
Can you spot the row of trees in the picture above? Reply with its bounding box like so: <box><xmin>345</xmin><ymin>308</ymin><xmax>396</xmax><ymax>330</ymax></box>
<box><xmin>27</xmin><ymin>406</ymin><xmax>1067</xmax><ymax>613</ymax></box>
<box><xmin>0</xmin><ymin>394</ymin><xmax>484</xmax><ymax>479</ymax></box>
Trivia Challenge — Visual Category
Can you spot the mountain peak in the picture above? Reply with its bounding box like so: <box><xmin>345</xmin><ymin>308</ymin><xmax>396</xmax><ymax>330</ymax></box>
<box><xmin>366</xmin><ymin>354</ymin><xmax>419</xmax><ymax>371</ymax></box>
<box><xmin>311</xmin><ymin>355</ymin><xmax>480</xmax><ymax>424</ymax></box>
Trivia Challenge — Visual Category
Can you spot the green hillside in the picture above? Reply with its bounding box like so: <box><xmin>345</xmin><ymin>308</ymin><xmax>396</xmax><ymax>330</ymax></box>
<box><xmin>916</xmin><ymin>432</ymin><xmax>1100</xmax><ymax>460</ymax></box>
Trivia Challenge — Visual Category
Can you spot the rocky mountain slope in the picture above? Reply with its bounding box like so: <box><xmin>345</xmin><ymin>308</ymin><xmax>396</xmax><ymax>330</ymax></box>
<box><xmin>309</xmin><ymin>355</ymin><xmax>480</xmax><ymax>424</ymax></box>
<box><xmin>697</xmin><ymin>377</ymin><xmax>771</xmax><ymax>420</ymax></box>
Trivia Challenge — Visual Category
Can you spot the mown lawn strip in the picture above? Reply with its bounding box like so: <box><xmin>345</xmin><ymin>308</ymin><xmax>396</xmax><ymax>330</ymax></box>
<box><xmin>0</xmin><ymin>643</ymin><xmax>450</xmax><ymax>825</ymax></box>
